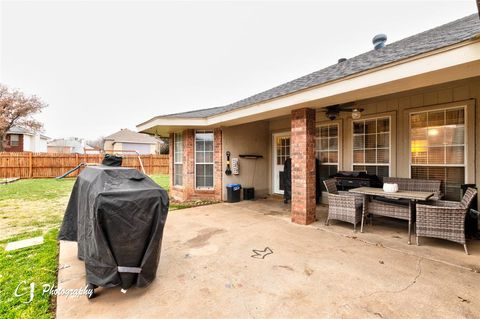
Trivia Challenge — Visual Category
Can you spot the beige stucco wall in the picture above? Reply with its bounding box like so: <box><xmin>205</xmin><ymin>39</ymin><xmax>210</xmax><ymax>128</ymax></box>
<box><xmin>104</xmin><ymin>140</ymin><xmax>114</xmax><ymax>151</ymax></box>
<box><xmin>263</xmin><ymin>77</ymin><xmax>480</xmax><ymax>199</ymax></box>
<box><xmin>222</xmin><ymin>121</ymin><xmax>270</xmax><ymax>199</ymax></box>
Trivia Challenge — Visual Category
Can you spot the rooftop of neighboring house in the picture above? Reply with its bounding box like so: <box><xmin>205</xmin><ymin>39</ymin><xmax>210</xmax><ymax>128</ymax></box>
<box><xmin>138</xmin><ymin>13</ymin><xmax>480</xmax><ymax>124</ymax></box>
<box><xmin>47</xmin><ymin>137</ymin><xmax>84</xmax><ymax>148</ymax></box>
<box><xmin>105</xmin><ymin>128</ymin><xmax>160</xmax><ymax>144</ymax></box>
<box><xmin>7</xmin><ymin>126</ymin><xmax>49</xmax><ymax>139</ymax></box>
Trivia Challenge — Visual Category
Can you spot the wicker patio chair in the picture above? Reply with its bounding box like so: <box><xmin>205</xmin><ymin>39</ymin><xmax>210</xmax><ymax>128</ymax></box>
<box><xmin>416</xmin><ymin>187</ymin><xmax>477</xmax><ymax>255</ymax></box>
<box><xmin>323</xmin><ymin>179</ymin><xmax>364</xmax><ymax>230</ymax></box>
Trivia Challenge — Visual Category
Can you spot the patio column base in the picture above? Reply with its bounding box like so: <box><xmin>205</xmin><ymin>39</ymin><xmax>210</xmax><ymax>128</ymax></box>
<box><xmin>291</xmin><ymin>108</ymin><xmax>316</xmax><ymax>225</ymax></box>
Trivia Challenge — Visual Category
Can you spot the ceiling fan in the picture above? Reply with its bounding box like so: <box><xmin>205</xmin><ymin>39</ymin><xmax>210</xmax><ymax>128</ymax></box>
<box><xmin>321</xmin><ymin>102</ymin><xmax>364</xmax><ymax>120</ymax></box>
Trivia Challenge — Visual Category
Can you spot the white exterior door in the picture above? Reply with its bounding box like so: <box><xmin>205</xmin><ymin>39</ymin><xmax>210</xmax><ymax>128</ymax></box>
<box><xmin>272</xmin><ymin>132</ymin><xmax>291</xmax><ymax>194</ymax></box>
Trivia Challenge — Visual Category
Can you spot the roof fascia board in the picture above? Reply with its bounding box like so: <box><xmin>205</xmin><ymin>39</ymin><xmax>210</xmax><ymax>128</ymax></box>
<box><xmin>137</xmin><ymin>39</ymin><xmax>480</xmax><ymax>132</ymax></box>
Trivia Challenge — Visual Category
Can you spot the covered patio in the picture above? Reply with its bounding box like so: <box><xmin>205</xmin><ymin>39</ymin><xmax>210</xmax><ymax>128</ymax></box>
<box><xmin>136</xmin><ymin>15</ymin><xmax>480</xmax><ymax>254</ymax></box>
<box><xmin>56</xmin><ymin>200</ymin><xmax>480</xmax><ymax>318</ymax></box>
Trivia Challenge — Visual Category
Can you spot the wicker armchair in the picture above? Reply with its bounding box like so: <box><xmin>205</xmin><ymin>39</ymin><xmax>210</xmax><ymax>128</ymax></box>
<box><xmin>416</xmin><ymin>187</ymin><xmax>477</xmax><ymax>255</ymax></box>
<box><xmin>323</xmin><ymin>179</ymin><xmax>364</xmax><ymax>230</ymax></box>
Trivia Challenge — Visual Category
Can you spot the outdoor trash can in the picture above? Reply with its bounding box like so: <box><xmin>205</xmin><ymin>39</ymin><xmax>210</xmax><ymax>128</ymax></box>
<box><xmin>58</xmin><ymin>166</ymin><xmax>169</xmax><ymax>297</ymax></box>
<box><xmin>226</xmin><ymin>183</ymin><xmax>242</xmax><ymax>202</ymax></box>
<box><xmin>243</xmin><ymin>187</ymin><xmax>255</xmax><ymax>200</ymax></box>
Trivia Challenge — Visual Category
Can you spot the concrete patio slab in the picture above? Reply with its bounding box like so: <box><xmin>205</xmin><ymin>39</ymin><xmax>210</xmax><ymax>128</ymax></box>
<box><xmin>57</xmin><ymin>200</ymin><xmax>480</xmax><ymax>319</ymax></box>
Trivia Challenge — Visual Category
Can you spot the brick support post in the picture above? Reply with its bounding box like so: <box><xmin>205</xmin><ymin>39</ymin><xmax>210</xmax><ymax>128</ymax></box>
<box><xmin>214</xmin><ymin>128</ymin><xmax>223</xmax><ymax>201</ymax></box>
<box><xmin>183</xmin><ymin>129</ymin><xmax>195</xmax><ymax>199</ymax></box>
<box><xmin>168</xmin><ymin>133</ymin><xmax>174</xmax><ymax>193</ymax></box>
<box><xmin>291</xmin><ymin>108</ymin><xmax>316</xmax><ymax>225</ymax></box>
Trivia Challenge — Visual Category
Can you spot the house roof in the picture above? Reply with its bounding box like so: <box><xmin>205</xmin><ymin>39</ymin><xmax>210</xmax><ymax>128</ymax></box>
<box><xmin>7</xmin><ymin>126</ymin><xmax>49</xmax><ymax>139</ymax></box>
<box><xmin>47</xmin><ymin>138</ymin><xmax>83</xmax><ymax>148</ymax></box>
<box><xmin>142</xmin><ymin>13</ymin><xmax>480</xmax><ymax>122</ymax></box>
<box><xmin>105</xmin><ymin>129</ymin><xmax>158</xmax><ymax>144</ymax></box>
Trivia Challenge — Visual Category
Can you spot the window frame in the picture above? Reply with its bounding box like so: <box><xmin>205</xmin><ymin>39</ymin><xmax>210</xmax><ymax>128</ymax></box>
<box><xmin>351</xmin><ymin>115</ymin><xmax>392</xmax><ymax>177</ymax></box>
<box><xmin>173</xmin><ymin>132</ymin><xmax>183</xmax><ymax>187</ymax></box>
<box><xmin>194</xmin><ymin>130</ymin><xmax>215</xmax><ymax>190</ymax></box>
<box><xmin>10</xmin><ymin>134</ymin><xmax>20</xmax><ymax>147</ymax></box>
<box><xmin>315</xmin><ymin>121</ymin><xmax>340</xmax><ymax>170</ymax></box>
<box><xmin>409</xmin><ymin>106</ymin><xmax>466</xmax><ymax>168</ymax></box>
<box><xmin>408</xmin><ymin>104</ymin><xmax>469</xmax><ymax>199</ymax></box>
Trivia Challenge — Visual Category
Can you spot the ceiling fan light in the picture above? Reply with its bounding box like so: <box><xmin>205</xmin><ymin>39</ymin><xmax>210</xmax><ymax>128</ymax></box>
<box><xmin>352</xmin><ymin>108</ymin><xmax>362</xmax><ymax>120</ymax></box>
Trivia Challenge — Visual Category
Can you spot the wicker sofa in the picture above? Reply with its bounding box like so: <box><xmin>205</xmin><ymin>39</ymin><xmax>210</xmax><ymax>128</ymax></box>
<box><xmin>366</xmin><ymin>177</ymin><xmax>442</xmax><ymax>243</ymax></box>
<box><xmin>416</xmin><ymin>187</ymin><xmax>477</xmax><ymax>254</ymax></box>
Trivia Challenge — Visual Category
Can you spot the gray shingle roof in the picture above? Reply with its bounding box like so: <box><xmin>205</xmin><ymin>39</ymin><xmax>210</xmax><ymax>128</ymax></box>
<box><xmin>105</xmin><ymin>128</ymin><xmax>159</xmax><ymax>144</ymax></box>
<box><xmin>159</xmin><ymin>13</ymin><xmax>480</xmax><ymax>120</ymax></box>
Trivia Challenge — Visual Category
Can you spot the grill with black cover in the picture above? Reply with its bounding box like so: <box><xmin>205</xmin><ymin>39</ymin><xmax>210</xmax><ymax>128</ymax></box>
<box><xmin>58</xmin><ymin>166</ymin><xmax>169</xmax><ymax>295</ymax></box>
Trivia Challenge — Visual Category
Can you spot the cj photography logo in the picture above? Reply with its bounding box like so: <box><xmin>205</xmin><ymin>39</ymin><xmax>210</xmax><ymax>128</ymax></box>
<box><xmin>14</xmin><ymin>280</ymin><xmax>94</xmax><ymax>303</ymax></box>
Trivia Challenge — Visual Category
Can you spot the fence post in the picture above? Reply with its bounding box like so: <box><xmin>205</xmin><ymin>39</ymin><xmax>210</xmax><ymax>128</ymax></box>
<box><xmin>150</xmin><ymin>154</ymin><xmax>153</xmax><ymax>174</ymax></box>
<box><xmin>29</xmin><ymin>152</ymin><xmax>33</xmax><ymax>178</ymax></box>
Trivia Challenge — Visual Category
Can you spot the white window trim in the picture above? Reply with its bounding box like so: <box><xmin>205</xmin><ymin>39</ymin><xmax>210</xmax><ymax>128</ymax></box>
<box><xmin>408</xmin><ymin>104</ymin><xmax>467</xmax><ymax>179</ymax></box>
<box><xmin>194</xmin><ymin>130</ymin><xmax>215</xmax><ymax>190</ymax></box>
<box><xmin>315</xmin><ymin>122</ymin><xmax>340</xmax><ymax>170</ymax></box>
<box><xmin>10</xmin><ymin>134</ymin><xmax>20</xmax><ymax>146</ymax></box>
<box><xmin>173</xmin><ymin>132</ymin><xmax>183</xmax><ymax>187</ymax></box>
<box><xmin>351</xmin><ymin>116</ymin><xmax>392</xmax><ymax>175</ymax></box>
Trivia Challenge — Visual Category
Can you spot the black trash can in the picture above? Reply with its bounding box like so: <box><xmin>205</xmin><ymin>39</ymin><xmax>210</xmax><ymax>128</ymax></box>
<box><xmin>462</xmin><ymin>184</ymin><xmax>478</xmax><ymax>236</ymax></box>
<box><xmin>243</xmin><ymin>187</ymin><xmax>254</xmax><ymax>200</ymax></box>
<box><xmin>226</xmin><ymin>184</ymin><xmax>241</xmax><ymax>203</ymax></box>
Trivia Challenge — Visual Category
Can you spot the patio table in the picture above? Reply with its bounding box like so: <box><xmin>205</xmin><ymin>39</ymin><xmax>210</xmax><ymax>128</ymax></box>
<box><xmin>348</xmin><ymin>187</ymin><xmax>434</xmax><ymax>244</ymax></box>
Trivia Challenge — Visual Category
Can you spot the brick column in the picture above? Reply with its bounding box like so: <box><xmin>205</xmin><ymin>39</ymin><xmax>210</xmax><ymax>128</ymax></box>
<box><xmin>168</xmin><ymin>133</ymin><xmax>174</xmax><ymax>192</ymax></box>
<box><xmin>214</xmin><ymin>128</ymin><xmax>223</xmax><ymax>201</ymax></box>
<box><xmin>183</xmin><ymin>129</ymin><xmax>195</xmax><ymax>200</ymax></box>
<box><xmin>291</xmin><ymin>108</ymin><xmax>316</xmax><ymax>225</ymax></box>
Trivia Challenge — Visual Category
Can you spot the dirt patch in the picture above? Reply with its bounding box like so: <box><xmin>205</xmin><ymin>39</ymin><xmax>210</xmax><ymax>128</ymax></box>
<box><xmin>0</xmin><ymin>197</ymin><xmax>69</xmax><ymax>240</ymax></box>
<box><xmin>304</xmin><ymin>266</ymin><xmax>314</xmax><ymax>276</ymax></box>
<box><xmin>185</xmin><ymin>227</ymin><xmax>225</xmax><ymax>248</ymax></box>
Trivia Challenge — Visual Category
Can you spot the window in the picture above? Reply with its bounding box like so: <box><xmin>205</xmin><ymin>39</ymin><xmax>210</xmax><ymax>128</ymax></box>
<box><xmin>352</xmin><ymin>117</ymin><xmax>390</xmax><ymax>180</ymax></box>
<box><xmin>316</xmin><ymin>123</ymin><xmax>339</xmax><ymax>190</ymax></box>
<box><xmin>10</xmin><ymin>134</ymin><xmax>19</xmax><ymax>147</ymax></box>
<box><xmin>410</xmin><ymin>107</ymin><xmax>465</xmax><ymax>200</ymax></box>
<box><xmin>276</xmin><ymin>136</ymin><xmax>290</xmax><ymax>165</ymax></box>
<box><xmin>195</xmin><ymin>130</ymin><xmax>214</xmax><ymax>189</ymax></box>
<box><xmin>173</xmin><ymin>133</ymin><xmax>183</xmax><ymax>186</ymax></box>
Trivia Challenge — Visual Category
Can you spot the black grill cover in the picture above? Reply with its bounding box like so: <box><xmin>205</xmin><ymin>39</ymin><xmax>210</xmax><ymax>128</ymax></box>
<box><xmin>58</xmin><ymin>166</ymin><xmax>169</xmax><ymax>289</ymax></box>
<box><xmin>102</xmin><ymin>154</ymin><xmax>123</xmax><ymax>167</ymax></box>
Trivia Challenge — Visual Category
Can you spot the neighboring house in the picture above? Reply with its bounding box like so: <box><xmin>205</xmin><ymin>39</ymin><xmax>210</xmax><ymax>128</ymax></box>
<box><xmin>84</xmin><ymin>144</ymin><xmax>101</xmax><ymax>154</ymax></box>
<box><xmin>137</xmin><ymin>14</ymin><xmax>480</xmax><ymax>225</ymax></box>
<box><xmin>47</xmin><ymin>137</ymin><xmax>85</xmax><ymax>154</ymax></box>
<box><xmin>104</xmin><ymin>129</ymin><xmax>162</xmax><ymax>155</ymax></box>
<box><xmin>4</xmin><ymin>126</ymin><xmax>48</xmax><ymax>152</ymax></box>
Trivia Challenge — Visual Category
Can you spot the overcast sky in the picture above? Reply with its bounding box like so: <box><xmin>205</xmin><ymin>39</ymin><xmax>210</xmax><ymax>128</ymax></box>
<box><xmin>0</xmin><ymin>0</ymin><xmax>477</xmax><ymax>139</ymax></box>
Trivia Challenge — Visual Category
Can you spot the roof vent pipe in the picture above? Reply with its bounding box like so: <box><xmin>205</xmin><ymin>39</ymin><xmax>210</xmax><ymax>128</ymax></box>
<box><xmin>338</xmin><ymin>58</ymin><xmax>347</xmax><ymax>63</ymax></box>
<box><xmin>372</xmin><ymin>34</ymin><xmax>387</xmax><ymax>50</ymax></box>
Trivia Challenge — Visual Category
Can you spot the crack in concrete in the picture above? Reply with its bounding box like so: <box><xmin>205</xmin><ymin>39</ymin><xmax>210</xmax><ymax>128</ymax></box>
<box><xmin>338</xmin><ymin>258</ymin><xmax>423</xmax><ymax>313</ymax></box>
<box><xmin>366</xmin><ymin>258</ymin><xmax>423</xmax><ymax>297</ymax></box>
<box><xmin>313</xmin><ymin>225</ymin><xmax>475</xmax><ymax>273</ymax></box>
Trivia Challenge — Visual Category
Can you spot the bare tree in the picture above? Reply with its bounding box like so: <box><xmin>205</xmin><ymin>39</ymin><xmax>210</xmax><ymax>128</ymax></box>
<box><xmin>0</xmin><ymin>84</ymin><xmax>47</xmax><ymax>151</ymax></box>
<box><xmin>86</xmin><ymin>136</ymin><xmax>105</xmax><ymax>151</ymax></box>
<box><xmin>159</xmin><ymin>137</ymin><xmax>169</xmax><ymax>154</ymax></box>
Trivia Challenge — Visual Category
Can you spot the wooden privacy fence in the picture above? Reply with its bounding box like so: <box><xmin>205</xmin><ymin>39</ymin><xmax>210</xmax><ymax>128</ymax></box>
<box><xmin>0</xmin><ymin>152</ymin><xmax>169</xmax><ymax>179</ymax></box>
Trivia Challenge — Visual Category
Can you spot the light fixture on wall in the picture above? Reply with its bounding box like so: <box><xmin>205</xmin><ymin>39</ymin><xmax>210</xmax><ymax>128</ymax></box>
<box><xmin>352</xmin><ymin>108</ymin><xmax>362</xmax><ymax>120</ymax></box>
<box><xmin>321</xmin><ymin>103</ymin><xmax>364</xmax><ymax>120</ymax></box>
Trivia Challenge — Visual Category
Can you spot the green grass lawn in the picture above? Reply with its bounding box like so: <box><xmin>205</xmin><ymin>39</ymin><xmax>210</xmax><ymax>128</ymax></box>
<box><xmin>0</xmin><ymin>174</ymin><xmax>170</xmax><ymax>318</ymax></box>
